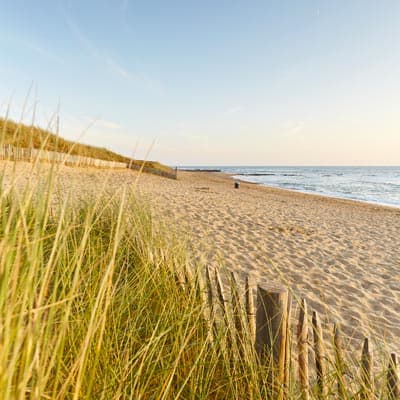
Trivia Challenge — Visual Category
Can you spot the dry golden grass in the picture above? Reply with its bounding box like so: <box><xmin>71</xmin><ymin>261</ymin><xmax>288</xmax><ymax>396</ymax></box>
<box><xmin>0</xmin><ymin>117</ymin><xmax>174</xmax><ymax>174</ymax></box>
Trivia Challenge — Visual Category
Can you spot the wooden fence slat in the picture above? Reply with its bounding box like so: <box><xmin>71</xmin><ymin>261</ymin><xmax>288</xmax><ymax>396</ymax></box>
<box><xmin>360</xmin><ymin>337</ymin><xmax>373</xmax><ymax>400</ymax></box>
<box><xmin>183</xmin><ymin>262</ymin><xmax>194</xmax><ymax>284</ymax></box>
<box><xmin>205</xmin><ymin>266</ymin><xmax>214</xmax><ymax>317</ymax></box>
<box><xmin>174</xmin><ymin>267</ymin><xmax>186</xmax><ymax>291</ymax></box>
<box><xmin>333</xmin><ymin>323</ymin><xmax>346</xmax><ymax>398</ymax></box>
<box><xmin>203</xmin><ymin>266</ymin><xmax>217</xmax><ymax>340</ymax></box>
<box><xmin>297</xmin><ymin>298</ymin><xmax>309</xmax><ymax>400</ymax></box>
<box><xmin>388</xmin><ymin>353</ymin><xmax>400</xmax><ymax>399</ymax></box>
<box><xmin>230</xmin><ymin>271</ymin><xmax>244</xmax><ymax>344</ymax></box>
<box><xmin>194</xmin><ymin>267</ymin><xmax>205</xmax><ymax>303</ymax></box>
<box><xmin>284</xmin><ymin>293</ymin><xmax>292</xmax><ymax>398</ymax></box>
<box><xmin>312</xmin><ymin>311</ymin><xmax>327</xmax><ymax>398</ymax></box>
<box><xmin>215</xmin><ymin>269</ymin><xmax>228</xmax><ymax>316</ymax></box>
<box><xmin>215</xmin><ymin>269</ymin><xmax>234</xmax><ymax>351</ymax></box>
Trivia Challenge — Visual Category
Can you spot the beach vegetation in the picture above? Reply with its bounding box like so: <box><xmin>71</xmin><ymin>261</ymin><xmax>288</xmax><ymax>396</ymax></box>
<box><xmin>0</xmin><ymin>160</ymin><xmax>396</xmax><ymax>399</ymax></box>
<box><xmin>0</xmin><ymin>117</ymin><xmax>173</xmax><ymax>174</ymax></box>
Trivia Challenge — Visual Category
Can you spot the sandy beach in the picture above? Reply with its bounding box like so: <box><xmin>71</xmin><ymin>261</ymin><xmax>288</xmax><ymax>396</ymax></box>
<box><xmin>139</xmin><ymin>169</ymin><xmax>400</xmax><ymax>353</ymax></box>
<box><xmin>2</xmin><ymin>161</ymin><xmax>400</xmax><ymax>353</ymax></box>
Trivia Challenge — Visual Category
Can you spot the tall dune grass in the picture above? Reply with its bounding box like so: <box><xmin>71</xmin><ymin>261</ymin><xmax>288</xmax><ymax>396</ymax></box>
<box><xmin>0</xmin><ymin>163</ymin><xmax>265</xmax><ymax>399</ymax></box>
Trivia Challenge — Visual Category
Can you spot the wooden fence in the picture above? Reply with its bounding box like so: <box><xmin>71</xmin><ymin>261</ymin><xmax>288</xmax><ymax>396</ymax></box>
<box><xmin>194</xmin><ymin>266</ymin><xmax>400</xmax><ymax>399</ymax></box>
<box><xmin>0</xmin><ymin>144</ymin><xmax>128</xmax><ymax>169</ymax></box>
<box><xmin>0</xmin><ymin>145</ymin><xmax>178</xmax><ymax>179</ymax></box>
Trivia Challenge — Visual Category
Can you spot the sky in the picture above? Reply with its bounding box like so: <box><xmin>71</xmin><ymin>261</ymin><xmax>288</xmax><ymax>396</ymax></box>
<box><xmin>1</xmin><ymin>0</ymin><xmax>400</xmax><ymax>166</ymax></box>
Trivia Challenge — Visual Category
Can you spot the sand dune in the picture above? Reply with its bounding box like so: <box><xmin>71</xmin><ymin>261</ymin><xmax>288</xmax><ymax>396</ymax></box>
<box><xmin>2</xmin><ymin>161</ymin><xmax>399</xmax><ymax>354</ymax></box>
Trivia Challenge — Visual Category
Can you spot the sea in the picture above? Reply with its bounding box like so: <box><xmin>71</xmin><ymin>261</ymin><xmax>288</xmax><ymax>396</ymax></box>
<box><xmin>181</xmin><ymin>166</ymin><xmax>400</xmax><ymax>208</ymax></box>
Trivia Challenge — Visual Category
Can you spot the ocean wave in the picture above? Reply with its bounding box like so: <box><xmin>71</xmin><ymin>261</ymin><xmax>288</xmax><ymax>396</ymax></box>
<box><xmin>237</xmin><ymin>173</ymin><xmax>276</xmax><ymax>176</ymax></box>
<box><xmin>227</xmin><ymin>166</ymin><xmax>400</xmax><ymax>207</ymax></box>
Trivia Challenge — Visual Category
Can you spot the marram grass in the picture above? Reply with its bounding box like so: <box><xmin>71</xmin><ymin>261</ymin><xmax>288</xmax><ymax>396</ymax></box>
<box><xmin>0</xmin><ymin>164</ymin><xmax>263</xmax><ymax>399</ymax></box>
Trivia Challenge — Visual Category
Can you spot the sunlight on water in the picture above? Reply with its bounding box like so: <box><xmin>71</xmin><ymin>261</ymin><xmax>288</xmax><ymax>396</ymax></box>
<box><xmin>184</xmin><ymin>166</ymin><xmax>400</xmax><ymax>208</ymax></box>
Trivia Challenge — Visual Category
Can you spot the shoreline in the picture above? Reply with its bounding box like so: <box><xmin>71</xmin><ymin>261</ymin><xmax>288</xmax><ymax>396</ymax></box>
<box><xmin>219</xmin><ymin>171</ymin><xmax>400</xmax><ymax>214</ymax></box>
<box><xmin>180</xmin><ymin>167</ymin><xmax>400</xmax><ymax>211</ymax></box>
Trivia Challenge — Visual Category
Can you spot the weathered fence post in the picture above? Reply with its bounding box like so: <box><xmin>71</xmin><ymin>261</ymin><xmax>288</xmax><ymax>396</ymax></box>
<box><xmin>255</xmin><ymin>285</ymin><xmax>291</xmax><ymax>400</ymax></box>
<box><xmin>245</xmin><ymin>276</ymin><xmax>256</xmax><ymax>344</ymax></box>
<box><xmin>312</xmin><ymin>311</ymin><xmax>327</xmax><ymax>398</ymax></box>
<box><xmin>297</xmin><ymin>298</ymin><xmax>309</xmax><ymax>400</ymax></box>
<box><xmin>360</xmin><ymin>338</ymin><xmax>373</xmax><ymax>400</ymax></box>
<box><xmin>387</xmin><ymin>353</ymin><xmax>400</xmax><ymax>399</ymax></box>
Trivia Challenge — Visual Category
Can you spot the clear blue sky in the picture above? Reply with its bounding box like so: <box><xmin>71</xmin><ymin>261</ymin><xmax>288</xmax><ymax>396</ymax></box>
<box><xmin>1</xmin><ymin>1</ymin><xmax>400</xmax><ymax>165</ymax></box>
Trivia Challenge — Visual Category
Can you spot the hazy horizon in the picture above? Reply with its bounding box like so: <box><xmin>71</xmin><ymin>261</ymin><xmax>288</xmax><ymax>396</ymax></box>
<box><xmin>180</xmin><ymin>164</ymin><xmax>400</xmax><ymax>167</ymax></box>
<box><xmin>1</xmin><ymin>1</ymin><xmax>400</xmax><ymax>166</ymax></box>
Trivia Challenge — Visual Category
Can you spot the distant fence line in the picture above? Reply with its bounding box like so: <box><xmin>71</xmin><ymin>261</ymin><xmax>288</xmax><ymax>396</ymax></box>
<box><xmin>177</xmin><ymin>265</ymin><xmax>400</xmax><ymax>400</ymax></box>
<box><xmin>0</xmin><ymin>144</ymin><xmax>178</xmax><ymax>179</ymax></box>
<box><xmin>0</xmin><ymin>144</ymin><xmax>128</xmax><ymax>169</ymax></box>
